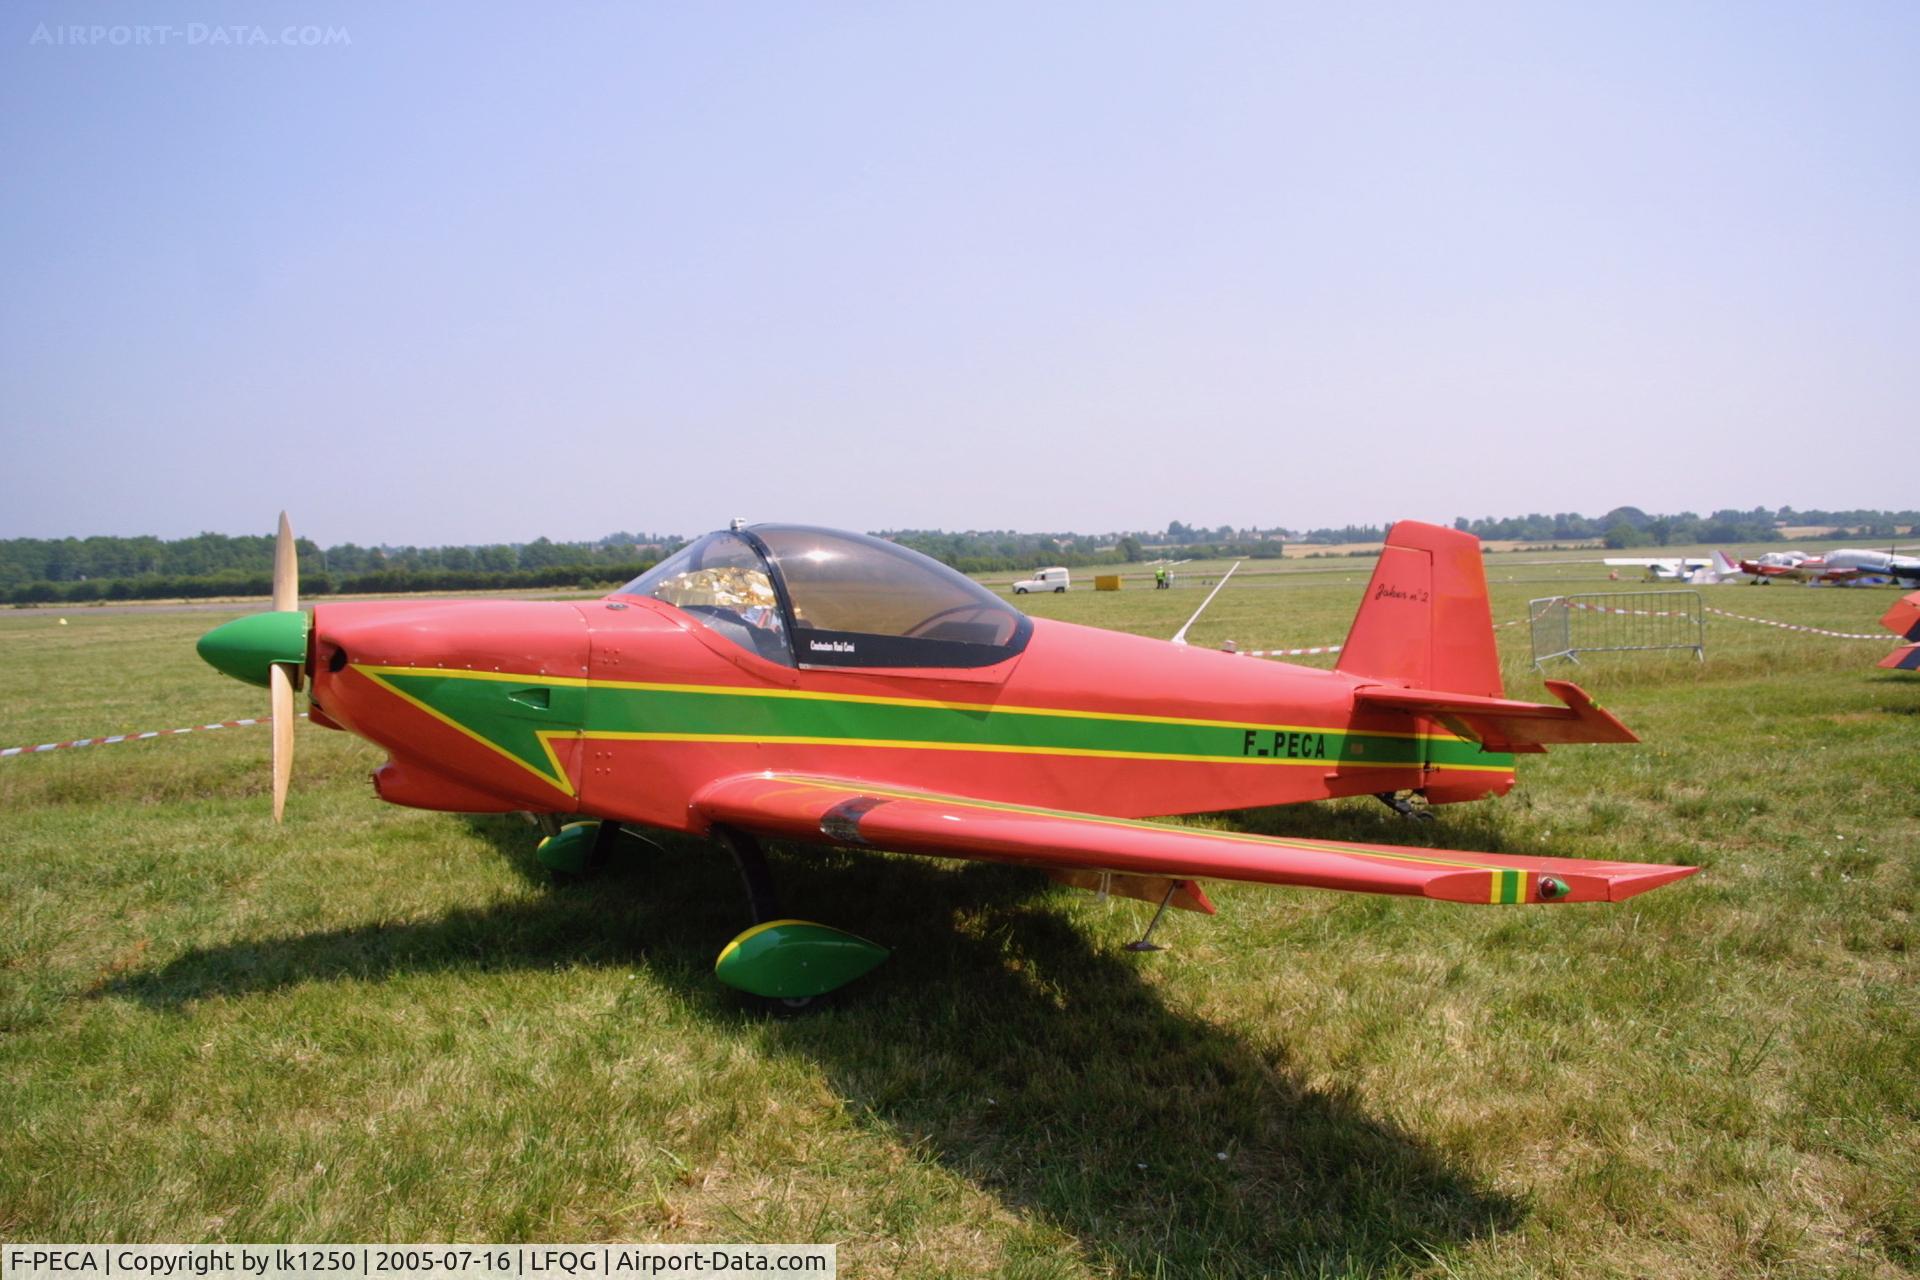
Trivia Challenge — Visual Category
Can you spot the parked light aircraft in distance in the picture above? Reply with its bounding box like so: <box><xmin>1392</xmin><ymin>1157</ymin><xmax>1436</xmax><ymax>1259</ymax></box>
<box><xmin>196</xmin><ymin>516</ymin><xmax>1697</xmax><ymax>1002</ymax></box>
<box><xmin>1824</xmin><ymin>548</ymin><xmax>1920</xmax><ymax>587</ymax></box>
<box><xmin>1602</xmin><ymin>552</ymin><xmax>1739</xmax><ymax>585</ymax></box>
<box><xmin>1732</xmin><ymin>548</ymin><xmax>1920</xmax><ymax>586</ymax></box>
<box><xmin>1731</xmin><ymin>550</ymin><xmax>1820</xmax><ymax>582</ymax></box>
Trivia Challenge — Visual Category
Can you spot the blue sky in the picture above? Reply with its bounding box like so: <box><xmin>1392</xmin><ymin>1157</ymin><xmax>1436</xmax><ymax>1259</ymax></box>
<box><xmin>2</xmin><ymin>2</ymin><xmax>1915</xmax><ymax>544</ymax></box>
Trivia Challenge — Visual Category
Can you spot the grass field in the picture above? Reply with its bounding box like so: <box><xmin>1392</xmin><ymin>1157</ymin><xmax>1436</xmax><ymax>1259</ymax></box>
<box><xmin>2</xmin><ymin>561</ymin><xmax>1915</xmax><ymax>1278</ymax></box>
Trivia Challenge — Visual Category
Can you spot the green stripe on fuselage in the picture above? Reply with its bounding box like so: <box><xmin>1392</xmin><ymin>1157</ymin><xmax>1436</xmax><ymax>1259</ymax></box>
<box><xmin>364</xmin><ymin>669</ymin><xmax>1515</xmax><ymax>791</ymax></box>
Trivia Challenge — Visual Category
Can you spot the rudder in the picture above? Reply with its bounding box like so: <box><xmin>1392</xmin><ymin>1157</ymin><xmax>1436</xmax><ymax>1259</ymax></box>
<box><xmin>1336</xmin><ymin>521</ymin><xmax>1502</xmax><ymax>698</ymax></box>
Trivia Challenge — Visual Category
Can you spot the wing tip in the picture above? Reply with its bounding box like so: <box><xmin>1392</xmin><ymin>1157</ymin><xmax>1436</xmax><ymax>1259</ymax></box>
<box><xmin>1604</xmin><ymin>863</ymin><xmax>1700</xmax><ymax>901</ymax></box>
<box><xmin>1427</xmin><ymin>862</ymin><xmax>1700</xmax><ymax>905</ymax></box>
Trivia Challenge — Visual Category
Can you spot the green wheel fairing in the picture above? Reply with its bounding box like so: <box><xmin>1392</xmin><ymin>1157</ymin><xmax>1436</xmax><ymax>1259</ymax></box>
<box><xmin>536</xmin><ymin>821</ymin><xmax>600</xmax><ymax>875</ymax></box>
<box><xmin>357</xmin><ymin>666</ymin><xmax>1515</xmax><ymax>794</ymax></box>
<box><xmin>714</xmin><ymin>919</ymin><xmax>889</xmax><ymax>998</ymax></box>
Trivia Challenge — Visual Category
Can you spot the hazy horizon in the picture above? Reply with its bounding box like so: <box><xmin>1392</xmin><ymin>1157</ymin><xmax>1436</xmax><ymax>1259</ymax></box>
<box><xmin>5</xmin><ymin>3</ymin><xmax>1915</xmax><ymax>545</ymax></box>
<box><xmin>6</xmin><ymin>500</ymin><xmax>1913</xmax><ymax>553</ymax></box>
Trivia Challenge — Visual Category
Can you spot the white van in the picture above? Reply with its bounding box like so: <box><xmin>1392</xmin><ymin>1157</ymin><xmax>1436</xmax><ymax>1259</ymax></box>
<box><xmin>1013</xmin><ymin>567</ymin><xmax>1070</xmax><ymax>594</ymax></box>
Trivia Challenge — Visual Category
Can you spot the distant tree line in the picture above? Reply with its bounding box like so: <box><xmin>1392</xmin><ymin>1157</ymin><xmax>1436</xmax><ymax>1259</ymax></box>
<box><xmin>882</xmin><ymin>529</ymin><xmax>1290</xmax><ymax>574</ymax></box>
<box><xmin>3</xmin><ymin>563</ymin><xmax>663</xmax><ymax>605</ymax></box>
<box><xmin>882</xmin><ymin>530</ymin><xmax>1136</xmax><ymax>575</ymax></box>
<box><xmin>1163</xmin><ymin>520</ymin><xmax>1288</xmax><ymax>545</ymax></box>
<box><xmin>1448</xmin><ymin>506</ymin><xmax>1780</xmax><ymax>547</ymax></box>
<box><xmin>1297</xmin><ymin>524</ymin><xmax>1386</xmax><ymax>545</ymax></box>
<box><xmin>1449</xmin><ymin>506</ymin><xmax>1916</xmax><ymax>551</ymax></box>
<box><xmin>0</xmin><ymin>529</ymin><xmax>677</xmax><ymax>604</ymax></box>
<box><xmin>1773</xmin><ymin>507</ymin><xmax>1919</xmax><ymax>538</ymax></box>
<box><xmin>9</xmin><ymin>506</ymin><xmax>1917</xmax><ymax>603</ymax></box>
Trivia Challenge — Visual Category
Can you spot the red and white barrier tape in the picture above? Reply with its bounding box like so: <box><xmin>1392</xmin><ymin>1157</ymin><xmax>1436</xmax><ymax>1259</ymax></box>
<box><xmin>1568</xmin><ymin>601</ymin><xmax>1693</xmax><ymax>618</ymax></box>
<box><xmin>1702</xmin><ymin>608</ymin><xmax>1885</xmax><ymax>641</ymax></box>
<box><xmin>1234</xmin><ymin>617</ymin><xmax>1524</xmax><ymax>658</ymax></box>
<box><xmin>1233</xmin><ymin>617</ymin><xmax>1526</xmax><ymax>658</ymax></box>
<box><xmin>1</xmin><ymin>713</ymin><xmax>302</xmax><ymax>759</ymax></box>
<box><xmin>1236</xmin><ymin>643</ymin><xmax>1342</xmax><ymax>657</ymax></box>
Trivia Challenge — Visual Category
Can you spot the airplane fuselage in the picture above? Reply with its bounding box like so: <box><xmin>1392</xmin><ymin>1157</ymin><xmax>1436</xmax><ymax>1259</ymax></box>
<box><xmin>306</xmin><ymin>595</ymin><xmax>1515</xmax><ymax>832</ymax></box>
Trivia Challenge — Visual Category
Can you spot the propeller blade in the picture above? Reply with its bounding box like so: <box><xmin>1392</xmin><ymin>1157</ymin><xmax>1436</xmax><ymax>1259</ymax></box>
<box><xmin>270</xmin><ymin>662</ymin><xmax>295</xmax><ymax>822</ymax></box>
<box><xmin>272</xmin><ymin>510</ymin><xmax>298</xmax><ymax>612</ymax></box>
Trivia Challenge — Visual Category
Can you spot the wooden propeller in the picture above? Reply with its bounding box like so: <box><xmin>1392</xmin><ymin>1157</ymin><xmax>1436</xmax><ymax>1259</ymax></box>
<box><xmin>270</xmin><ymin>511</ymin><xmax>298</xmax><ymax>822</ymax></box>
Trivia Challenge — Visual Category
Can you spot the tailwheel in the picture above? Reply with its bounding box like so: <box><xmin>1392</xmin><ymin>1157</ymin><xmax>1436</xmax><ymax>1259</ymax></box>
<box><xmin>710</xmin><ymin>827</ymin><xmax>888</xmax><ymax>1009</ymax></box>
<box><xmin>536</xmin><ymin>819</ymin><xmax>651</xmax><ymax>883</ymax></box>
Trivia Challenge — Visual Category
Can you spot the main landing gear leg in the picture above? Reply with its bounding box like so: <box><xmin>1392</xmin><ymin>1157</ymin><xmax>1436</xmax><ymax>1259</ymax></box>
<box><xmin>708</xmin><ymin>826</ymin><xmax>888</xmax><ymax>1006</ymax></box>
<box><xmin>714</xmin><ymin>825</ymin><xmax>781</xmax><ymax>924</ymax></box>
<box><xmin>587</xmin><ymin>816</ymin><xmax>627</xmax><ymax>869</ymax></box>
<box><xmin>537</xmin><ymin>817</ymin><xmax>654</xmax><ymax>881</ymax></box>
<box><xmin>1125</xmin><ymin>881</ymin><xmax>1179</xmax><ymax>953</ymax></box>
<box><xmin>1376</xmin><ymin>791</ymin><xmax>1436</xmax><ymax>821</ymax></box>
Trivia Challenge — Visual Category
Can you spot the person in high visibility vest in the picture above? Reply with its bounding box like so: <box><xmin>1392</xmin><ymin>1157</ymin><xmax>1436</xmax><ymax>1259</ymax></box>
<box><xmin>1154</xmin><ymin>565</ymin><xmax>1167</xmax><ymax>589</ymax></box>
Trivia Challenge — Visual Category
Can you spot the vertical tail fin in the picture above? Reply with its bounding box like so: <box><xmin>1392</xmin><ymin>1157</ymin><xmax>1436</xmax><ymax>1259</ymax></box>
<box><xmin>1336</xmin><ymin>521</ymin><xmax>1503</xmax><ymax>697</ymax></box>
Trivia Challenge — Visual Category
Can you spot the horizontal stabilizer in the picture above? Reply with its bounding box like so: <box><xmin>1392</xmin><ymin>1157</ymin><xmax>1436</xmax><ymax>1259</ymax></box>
<box><xmin>1352</xmin><ymin>679</ymin><xmax>1638</xmax><ymax>752</ymax></box>
<box><xmin>1880</xmin><ymin>644</ymin><xmax>1920</xmax><ymax>672</ymax></box>
<box><xmin>692</xmin><ymin>773</ymin><xmax>1696</xmax><ymax>906</ymax></box>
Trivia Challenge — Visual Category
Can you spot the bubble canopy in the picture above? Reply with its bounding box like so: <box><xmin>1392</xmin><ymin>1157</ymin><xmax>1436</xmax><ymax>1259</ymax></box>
<box><xmin>618</xmin><ymin>525</ymin><xmax>1032</xmax><ymax>669</ymax></box>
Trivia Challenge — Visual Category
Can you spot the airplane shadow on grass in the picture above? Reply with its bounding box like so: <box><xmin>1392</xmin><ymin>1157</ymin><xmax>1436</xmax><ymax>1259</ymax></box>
<box><xmin>105</xmin><ymin>814</ymin><xmax>1520</xmax><ymax>1276</ymax></box>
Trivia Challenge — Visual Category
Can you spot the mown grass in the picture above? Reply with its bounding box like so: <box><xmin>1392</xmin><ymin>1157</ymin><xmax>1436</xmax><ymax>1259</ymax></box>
<box><xmin>1</xmin><ymin>564</ymin><xmax>1915</xmax><ymax>1278</ymax></box>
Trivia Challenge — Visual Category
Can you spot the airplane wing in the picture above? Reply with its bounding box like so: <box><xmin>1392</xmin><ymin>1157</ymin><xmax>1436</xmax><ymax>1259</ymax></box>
<box><xmin>690</xmin><ymin>773</ymin><xmax>1697</xmax><ymax>906</ymax></box>
<box><xmin>1881</xmin><ymin>646</ymin><xmax>1920</xmax><ymax>671</ymax></box>
<box><xmin>1350</xmin><ymin>679</ymin><xmax>1637</xmax><ymax>752</ymax></box>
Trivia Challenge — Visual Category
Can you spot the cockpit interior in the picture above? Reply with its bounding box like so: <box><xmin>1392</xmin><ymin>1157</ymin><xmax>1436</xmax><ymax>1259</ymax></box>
<box><xmin>619</xmin><ymin>525</ymin><xmax>1031</xmax><ymax>669</ymax></box>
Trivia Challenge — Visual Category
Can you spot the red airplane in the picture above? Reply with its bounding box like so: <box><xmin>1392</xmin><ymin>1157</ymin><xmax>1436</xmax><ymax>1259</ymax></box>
<box><xmin>198</xmin><ymin>516</ymin><xmax>1697</xmax><ymax>1002</ymax></box>
<box><xmin>1732</xmin><ymin>550</ymin><xmax>1825</xmax><ymax>582</ymax></box>
<box><xmin>1879</xmin><ymin>591</ymin><xmax>1920</xmax><ymax>671</ymax></box>
<box><xmin>1733</xmin><ymin>548</ymin><xmax>1920</xmax><ymax>587</ymax></box>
